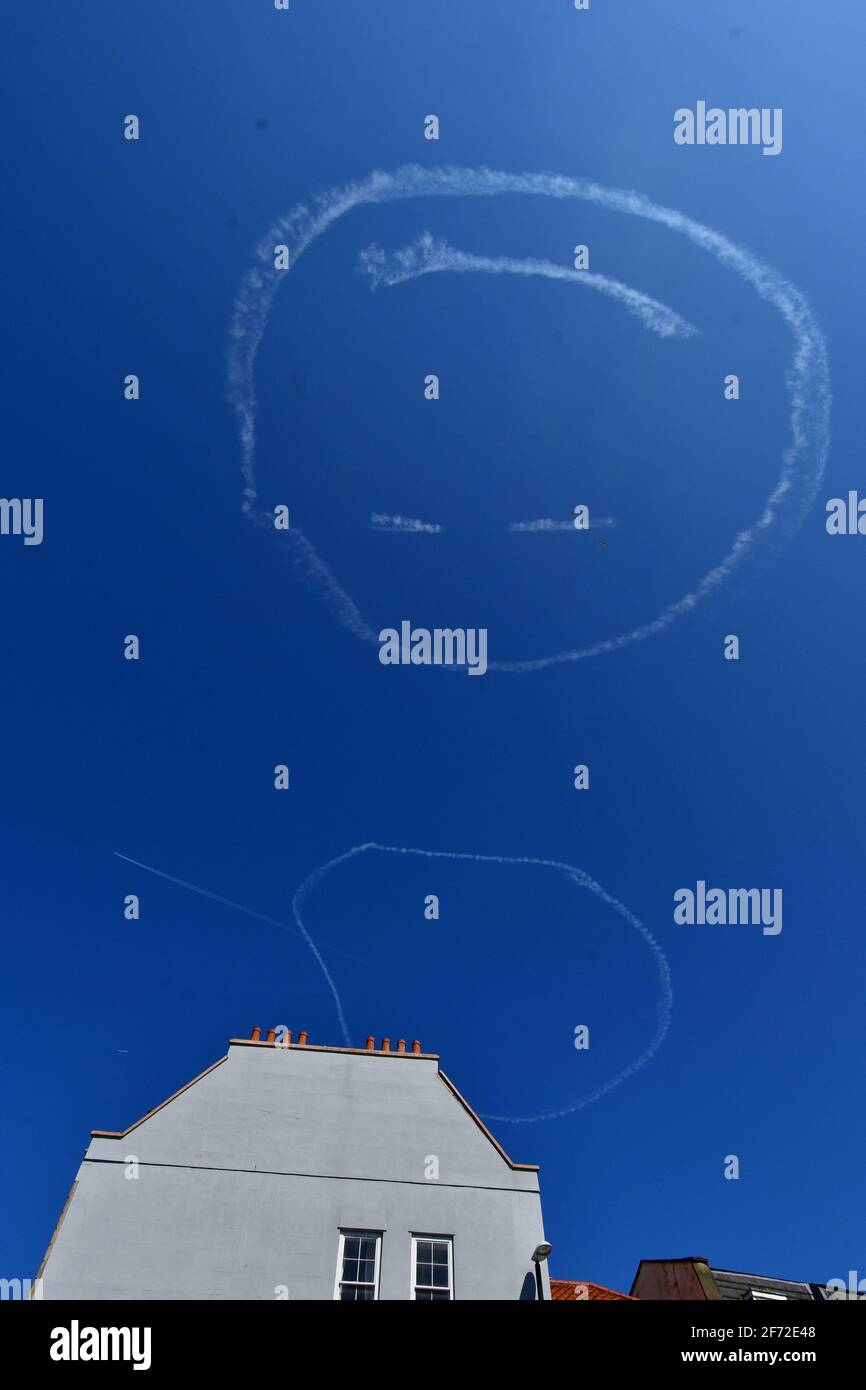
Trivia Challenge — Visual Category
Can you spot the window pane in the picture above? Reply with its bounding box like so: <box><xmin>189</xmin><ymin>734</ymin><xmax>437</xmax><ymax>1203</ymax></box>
<box><xmin>414</xmin><ymin>1238</ymin><xmax>451</xmax><ymax>1296</ymax></box>
<box><xmin>339</xmin><ymin>1234</ymin><xmax>380</xmax><ymax>1300</ymax></box>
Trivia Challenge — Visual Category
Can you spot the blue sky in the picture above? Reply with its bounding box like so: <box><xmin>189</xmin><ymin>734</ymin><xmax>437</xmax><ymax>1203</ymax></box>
<box><xmin>3</xmin><ymin>0</ymin><xmax>865</xmax><ymax>1293</ymax></box>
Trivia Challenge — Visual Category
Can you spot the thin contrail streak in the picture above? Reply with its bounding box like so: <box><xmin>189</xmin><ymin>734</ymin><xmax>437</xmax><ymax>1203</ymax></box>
<box><xmin>358</xmin><ymin>233</ymin><xmax>697</xmax><ymax>339</ymax></box>
<box><xmin>112</xmin><ymin>852</ymin><xmax>362</xmax><ymax>965</ymax></box>
<box><xmin>227</xmin><ymin>164</ymin><xmax>830</xmax><ymax>670</ymax></box>
<box><xmin>290</xmin><ymin>842</ymin><xmax>673</xmax><ymax>1125</ymax></box>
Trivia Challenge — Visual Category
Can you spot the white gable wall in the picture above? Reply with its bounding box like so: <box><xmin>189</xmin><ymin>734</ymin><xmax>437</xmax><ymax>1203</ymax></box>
<box><xmin>40</xmin><ymin>1042</ymin><xmax>549</xmax><ymax>1301</ymax></box>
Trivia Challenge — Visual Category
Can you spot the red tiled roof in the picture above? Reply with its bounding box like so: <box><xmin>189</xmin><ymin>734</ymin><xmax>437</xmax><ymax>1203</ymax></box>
<box><xmin>551</xmin><ymin>1279</ymin><xmax>634</xmax><ymax>1301</ymax></box>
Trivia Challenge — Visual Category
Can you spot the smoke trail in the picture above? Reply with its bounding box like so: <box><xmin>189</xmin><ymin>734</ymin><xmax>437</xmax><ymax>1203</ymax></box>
<box><xmin>227</xmin><ymin>165</ymin><xmax>830</xmax><ymax>670</ymax></box>
<box><xmin>371</xmin><ymin>513</ymin><xmax>442</xmax><ymax>533</ymax></box>
<box><xmin>115</xmin><ymin>843</ymin><xmax>671</xmax><ymax>1123</ymax></box>
<box><xmin>265</xmin><ymin>514</ymin><xmax>378</xmax><ymax>643</ymax></box>
<box><xmin>291</xmin><ymin>842</ymin><xmax>672</xmax><ymax>1125</ymax></box>
<box><xmin>510</xmin><ymin>517</ymin><xmax>617</xmax><ymax>532</ymax></box>
<box><xmin>358</xmin><ymin>233</ymin><xmax>697</xmax><ymax>340</ymax></box>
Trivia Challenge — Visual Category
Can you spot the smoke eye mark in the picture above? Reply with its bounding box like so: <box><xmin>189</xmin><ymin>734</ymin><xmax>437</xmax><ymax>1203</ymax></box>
<box><xmin>510</xmin><ymin>517</ymin><xmax>617</xmax><ymax>533</ymax></box>
<box><xmin>370</xmin><ymin>513</ymin><xmax>442</xmax><ymax>534</ymax></box>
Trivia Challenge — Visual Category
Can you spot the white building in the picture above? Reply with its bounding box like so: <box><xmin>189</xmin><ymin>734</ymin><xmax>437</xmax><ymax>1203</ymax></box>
<box><xmin>37</xmin><ymin>1028</ymin><xmax>550</xmax><ymax>1301</ymax></box>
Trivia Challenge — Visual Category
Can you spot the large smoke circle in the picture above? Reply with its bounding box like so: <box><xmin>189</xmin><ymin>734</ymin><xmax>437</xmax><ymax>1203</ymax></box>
<box><xmin>291</xmin><ymin>842</ymin><xmax>673</xmax><ymax>1125</ymax></box>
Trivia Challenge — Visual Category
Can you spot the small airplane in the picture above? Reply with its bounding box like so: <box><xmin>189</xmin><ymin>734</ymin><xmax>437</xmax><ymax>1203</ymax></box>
<box><xmin>568</xmin><ymin>510</ymin><xmax>609</xmax><ymax>546</ymax></box>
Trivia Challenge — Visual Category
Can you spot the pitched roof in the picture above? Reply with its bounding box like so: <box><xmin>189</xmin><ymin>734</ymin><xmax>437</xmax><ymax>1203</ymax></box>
<box><xmin>90</xmin><ymin>1028</ymin><xmax>540</xmax><ymax>1171</ymax></box>
<box><xmin>551</xmin><ymin>1279</ymin><xmax>634</xmax><ymax>1301</ymax></box>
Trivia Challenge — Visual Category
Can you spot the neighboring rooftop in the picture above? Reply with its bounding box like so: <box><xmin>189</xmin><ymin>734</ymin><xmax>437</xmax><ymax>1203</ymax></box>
<box><xmin>630</xmin><ymin>1257</ymin><xmax>864</xmax><ymax>1301</ymax></box>
<box><xmin>551</xmin><ymin>1279</ymin><xmax>633</xmax><ymax>1301</ymax></box>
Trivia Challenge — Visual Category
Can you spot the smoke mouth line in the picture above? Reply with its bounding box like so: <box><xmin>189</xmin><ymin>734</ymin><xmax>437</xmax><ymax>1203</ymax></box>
<box><xmin>358</xmin><ymin>232</ymin><xmax>698</xmax><ymax>340</ymax></box>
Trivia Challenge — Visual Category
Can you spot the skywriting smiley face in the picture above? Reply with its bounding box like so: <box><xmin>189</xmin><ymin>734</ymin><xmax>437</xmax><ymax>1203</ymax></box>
<box><xmin>229</xmin><ymin>166</ymin><xmax>829</xmax><ymax>672</ymax></box>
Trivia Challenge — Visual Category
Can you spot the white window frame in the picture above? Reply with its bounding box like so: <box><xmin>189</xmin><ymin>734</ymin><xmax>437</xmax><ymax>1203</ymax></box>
<box><xmin>410</xmin><ymin>1234</ymin><xmax>454</xmax><ymax>1301</ymax></box>
<box><xmin>333</xmin><ymin>1229</ymin><xmax>383</xmax><ymax>1301</ymax></box>
<box><xmin>747</xmin><ymin>1290</ymin><xmax>788</xmax><ymax>1301</ymax></box>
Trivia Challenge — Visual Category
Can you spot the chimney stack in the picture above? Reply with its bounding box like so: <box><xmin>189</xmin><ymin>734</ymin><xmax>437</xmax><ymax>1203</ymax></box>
<box><xmin>249</xmin><ymin>1028</ymin><xmax>424</xmax><ymax>1054</ymax></box>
